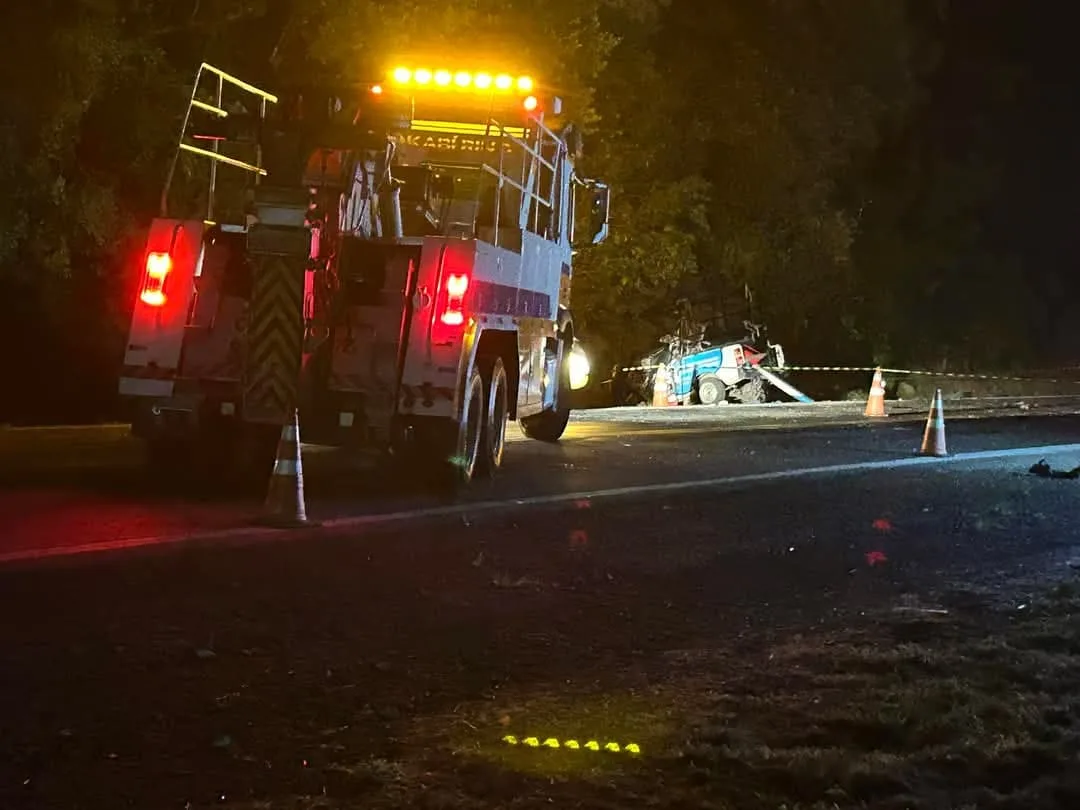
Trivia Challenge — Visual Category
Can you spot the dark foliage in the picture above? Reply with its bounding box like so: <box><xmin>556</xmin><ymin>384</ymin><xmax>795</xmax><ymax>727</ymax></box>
<box><xmin>0</xmin><ymin>0</ymin><xmax>1068</xmax><ymax>423</ymax></box>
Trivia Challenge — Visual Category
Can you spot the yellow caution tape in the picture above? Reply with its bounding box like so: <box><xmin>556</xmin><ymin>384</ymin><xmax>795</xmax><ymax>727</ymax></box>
<box><xmin>502</xmin><ymin>734</ymin><xmax>641</xmax><ymax>754</ymax></box>
<box><xmin>618</xmin><ymin>362</ymin><xmax>1080</xmax><ymax>386</ymax></box>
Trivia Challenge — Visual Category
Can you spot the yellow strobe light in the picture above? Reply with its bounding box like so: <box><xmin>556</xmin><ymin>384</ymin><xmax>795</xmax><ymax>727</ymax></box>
<box><xmin>389</xmin><ymin>67</ymin><xmax>535</xmax><ymax>95</ymax></box>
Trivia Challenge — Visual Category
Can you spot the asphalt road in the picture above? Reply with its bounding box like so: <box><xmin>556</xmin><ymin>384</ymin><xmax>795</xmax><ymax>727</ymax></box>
<box><xmin>3</xmin><ymin>403</ymin><xmax>1080</xmax><ymax>808</ymax></box>
<box><xmin>3</xmin><ymin>398</ymin><xmax>1080</xmax><ymax>563</ymax></box>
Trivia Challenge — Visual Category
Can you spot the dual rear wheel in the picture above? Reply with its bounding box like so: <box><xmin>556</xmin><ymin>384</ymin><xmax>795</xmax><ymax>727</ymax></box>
<box><xmin>450</xmin><ymin>337</ymin><xmax>572</xmax><ymax>486</ymax></box>
<box><xmin>447</xmin><ymin>354</ymin><xmax>510</xmax><ymax>486</ymax></box>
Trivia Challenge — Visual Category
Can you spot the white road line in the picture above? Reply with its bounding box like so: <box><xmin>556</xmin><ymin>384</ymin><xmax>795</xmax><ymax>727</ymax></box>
<box><xmin>3</xmin><ymin>441</ymin><xmax>1080</xmax><ymax>566</ymax></box>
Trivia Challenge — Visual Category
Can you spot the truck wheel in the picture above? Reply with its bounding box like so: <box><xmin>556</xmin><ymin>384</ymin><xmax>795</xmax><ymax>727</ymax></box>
<box><xmin>697</xmin><ymin>375</ymin><xmax>726</xmax><ymax>406</ymax></box>
<box><xmin>452</xmin><ymin>364</ymin><xmax>486</xmax><ymax>483</ymax></box>
<box><xmin>520</xmin><ymin>335</ymin><xmax>571</xmax><ymax>442</ymax></box>
<box><xmin>477</xmin><ymin>356</ymin><xmax>509</xmax><ymax>476</ymax></box>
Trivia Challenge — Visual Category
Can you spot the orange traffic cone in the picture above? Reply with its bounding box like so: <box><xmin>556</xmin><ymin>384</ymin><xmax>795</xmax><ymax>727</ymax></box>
<box><xmin>864</xmin><ymin>367</ymin><xmax>887</xmax><ymax>418</ymax></box>
<box><xmin>262</xmin><ymin>409</ymin><xmax>316</xmax><ymax>527</ymax></box>
<box><xmin>919</xmin><ymin>389</ymin><xmax>947</xmax><ymax>457</ymax></box>
<box><xmin>652</xmin><ymin>365</ymin><xmax>672</xmax><ymax>407</ymax></box>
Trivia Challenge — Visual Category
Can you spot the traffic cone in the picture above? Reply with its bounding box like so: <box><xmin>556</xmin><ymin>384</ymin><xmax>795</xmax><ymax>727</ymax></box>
<box><xmin>652</xmin><ymin>365</ymin><xmax>672</xmax><ymax>407</ymax></box>
<box><xmin>262</xmin><ymin>409</ymin><xmax>317</xmax><ymax>527</ymax></box>
<box><xmin>919</xmin><ymin>389</ymin><xmax>947</xmax><ymax>457</ymax></box>
<box><xmin>864</xmin><ymin>367</ymin><xmax>887</xmax><ymax>418</ymax></box>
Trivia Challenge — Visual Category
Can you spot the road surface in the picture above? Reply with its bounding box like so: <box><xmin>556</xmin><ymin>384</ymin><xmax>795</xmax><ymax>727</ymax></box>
<box><xmin>1</xmin><ymin>397</ymin><xmax>1080</xmax><ymax>563</ymax></box>
<box><xmin>3</xmin><ymin>401</ymin><xmax>1080</xmax><ymax>808</ymax></box>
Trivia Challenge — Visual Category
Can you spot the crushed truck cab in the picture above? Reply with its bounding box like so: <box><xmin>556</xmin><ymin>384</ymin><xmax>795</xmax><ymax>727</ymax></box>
<box><xmin>119</xmin><ymin>62</ymin><xmax>609</xmax><ymax>483</ymax></box>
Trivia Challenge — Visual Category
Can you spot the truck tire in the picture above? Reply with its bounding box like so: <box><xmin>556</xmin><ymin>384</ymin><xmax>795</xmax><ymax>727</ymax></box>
<box><xmin>696</xmin><ymin>375</ymin><xmax>726</xmax><ymax>406</ymax></box>
<box><xmin>520</xmin><ymin>334</ymin><xmax>571</xmax><ymax>442</ymax></box>
<box><xmin>452</xmin><ymin>364</ymin><xmax>486</xmax><ymax>483</ymax></box>
<box><xmin>397</xmin><ymin>369</ymin><xmax>484</xmax><ymax>491</ymax></box>
<box><xmin>477</xmin><ymin>356</ymin><xmax>509</xmax><ymax>476</ymax></box>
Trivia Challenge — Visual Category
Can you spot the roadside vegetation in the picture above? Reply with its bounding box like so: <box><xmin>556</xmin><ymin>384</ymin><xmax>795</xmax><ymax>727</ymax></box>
<box><xmin>308</xmin><ymin>585</ymin><xmax>1080</xmax><ymax>810</ymax></box>
<box><xmin>2</xmin><ymin>2</ymin><xmax>1072</xmax><ymax>424</ymax></box>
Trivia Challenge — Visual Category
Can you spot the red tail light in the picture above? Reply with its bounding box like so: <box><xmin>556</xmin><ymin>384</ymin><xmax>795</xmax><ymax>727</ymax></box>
<box><xmin>439</xmin><ymin>272</ymin><xmax>470</xmax><ymax>326</ymax></box>
<box><xmin>140</xmin><ymin>251</ymin><xmax>173</xmax><ymax>307</ymax></box>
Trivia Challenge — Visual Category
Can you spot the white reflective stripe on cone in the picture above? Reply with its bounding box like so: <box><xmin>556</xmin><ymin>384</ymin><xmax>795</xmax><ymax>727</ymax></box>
<box><xmin>273</xmin><ymin>459</ymin><xmax>299</xmax><ymax>475</ymax></box>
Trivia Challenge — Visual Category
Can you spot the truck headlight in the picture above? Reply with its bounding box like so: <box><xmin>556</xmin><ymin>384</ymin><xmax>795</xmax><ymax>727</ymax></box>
<box><xmin>568</xmin><ymin>343</ymin><xmax>591</xmax><ymax>390</ymax></box>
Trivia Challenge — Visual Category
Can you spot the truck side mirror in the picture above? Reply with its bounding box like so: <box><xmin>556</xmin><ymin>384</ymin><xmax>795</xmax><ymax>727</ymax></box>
<box><xmin>587</xmin><ymin>183</ymin><xmax>610</xmax><ymax>245</ymax></box>
<box><xmin>573</xmin><ymin>180</ymin><xmax>610</xmax><ymax>248</ymax></box>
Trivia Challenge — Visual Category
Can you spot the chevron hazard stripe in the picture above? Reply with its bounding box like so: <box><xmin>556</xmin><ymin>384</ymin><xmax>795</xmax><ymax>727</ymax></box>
<box><xmin>243</xmin><ymin>255</ymin><xmax>305</xmax><ymax>423</ymax></box>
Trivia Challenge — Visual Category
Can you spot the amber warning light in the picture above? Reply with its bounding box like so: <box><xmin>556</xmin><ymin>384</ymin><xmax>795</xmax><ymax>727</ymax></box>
<box><xmin>390</xmin><ymin>66</ymin><xmax>538</xmax><ymax>112</ymax></box>
<box><xmin>140</xmin><ymin>251</ymin><xmax>172</xmax><ymax>307</ymax></box>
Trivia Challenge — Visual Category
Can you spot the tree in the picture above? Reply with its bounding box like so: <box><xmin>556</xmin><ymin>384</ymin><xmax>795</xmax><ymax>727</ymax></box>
<box><xmin>664</xmin><ymin>1</ymin><xmax>919</xmax><ymax>356</ymax></box>
<box><xmin>845</xmin><ymin>0</ymin><xmax>1046</xmax><ymax>370</ymax></box>
<box><xmin>576</xmin><ymin>0</ymin><xmax>922</xmax><ymax>365</ymax></box>
<box><xmin>0</xmin><ymin>0</ymin><xmax>269</xmax><ymax>423</ymax></box>
<box><xmin>0</xmin><ymin>0</ymin><xmax>1040</xmax><ymax>424</ymax></box>
<box><xmin>570</xmin><ymin>1</ymin><xmax>712</xmax><ymax>360</ymax></box>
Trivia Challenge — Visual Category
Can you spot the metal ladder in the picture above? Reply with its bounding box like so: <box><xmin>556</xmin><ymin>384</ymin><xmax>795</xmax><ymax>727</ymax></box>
<box><xmin>159</xmin><ymin>63</ymin><xmax>278</xmax><ymax>224</ymax></box>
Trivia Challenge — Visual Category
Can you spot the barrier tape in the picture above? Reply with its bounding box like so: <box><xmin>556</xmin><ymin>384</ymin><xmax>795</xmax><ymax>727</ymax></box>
<box><xmin>617</xmin><ymin>363</ymin><xmax>1080</xmax><ymax>386</ymax></box>
<box><xmin>767</xmin><ymin>366</ymin><xmax>1080</xmax><ymax>386</ymax></box>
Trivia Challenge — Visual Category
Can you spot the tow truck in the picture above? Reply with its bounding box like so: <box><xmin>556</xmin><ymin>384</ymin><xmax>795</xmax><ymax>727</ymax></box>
<box><xmin>118</xmin><ymin>62</ymin><xmax>610</xmax><ymax>483</ymax></box>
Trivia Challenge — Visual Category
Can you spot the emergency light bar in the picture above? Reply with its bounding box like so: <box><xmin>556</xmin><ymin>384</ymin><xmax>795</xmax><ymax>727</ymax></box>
<box><xmin>390</xmin><ymin>67</ymin><xmax>534</xmax><ymax>94</ymax></box>
<box><xmin>387</xmin><ymin>65</ymin><xmax>541</xmax><ymax>112</ymax></box>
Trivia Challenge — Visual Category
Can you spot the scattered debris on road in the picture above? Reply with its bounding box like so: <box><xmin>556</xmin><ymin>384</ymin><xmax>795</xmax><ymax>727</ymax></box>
<box><xmin>1028</xmin><ymin>458</ymin><xmax>1080</xmax><ymax>479</ymax></box>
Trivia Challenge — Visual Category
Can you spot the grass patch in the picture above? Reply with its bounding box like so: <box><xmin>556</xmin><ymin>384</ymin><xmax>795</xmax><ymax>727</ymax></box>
<box><xmin>222</xmin><ymin>589</ymin><xmax>1080</xmax><ymax>809</ymax></box>
<box><xmin>662</xmin><ymin>591</ymin><xmax>1080</xmax><ymax>809</ymax></box>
